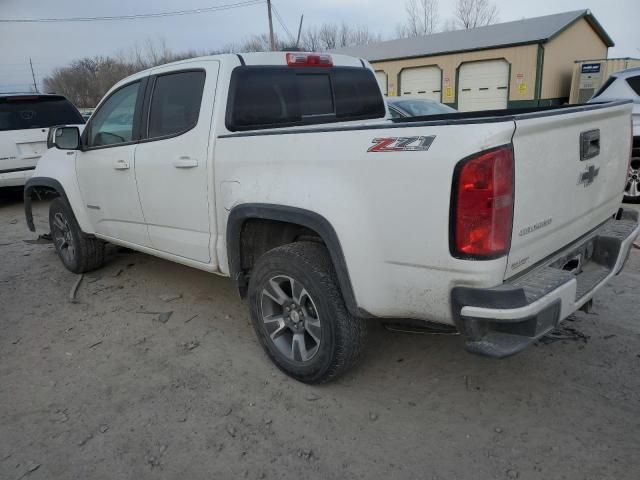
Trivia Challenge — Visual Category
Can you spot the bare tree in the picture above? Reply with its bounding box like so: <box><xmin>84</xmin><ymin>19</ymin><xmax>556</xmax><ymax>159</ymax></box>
<box><xmin>302</xmin><ymin>26</ymin><xmax>322</xmax><ymax>51</ymax></box>
<box><xmin>441</xmin><ymin>18</ymin><xmax>460</xmax><ymax>32</ymax></box>
<box><xmin>397</xmin><ymin>0</ymin><xmax>440</xmax><ymax>38</ymax></box>
<box><xmin>42</xmin><ymin>22</ymin><xmax>385</xmax><ymax>107</ymax></box>
<box><xmin>319</xmin><ymin>23</ymin><xmax>339</xmax><ymax>50</ymax></box>
<box><xmin>301</xmin><ymin>23</ymin><xmax>381</xmax><ymax>51</ymax></box>
<box><xmin>349</xmin><ymin>26</ymin><xmax>382</xmax><ymax>46</ymax></box>
<box><xmin>43</xmin><ymin>39</ymin><xmax>208</xmax><ymax>107</ymax></box>
<box><xmin>455</xmin><ymin>0</ymin><xmax>498</xmax><ymax>29</ymax></box>
<box><xmin>43</xmin><ymin>56</ymin><xmax>137</xmax><ymax>107</ymax></box>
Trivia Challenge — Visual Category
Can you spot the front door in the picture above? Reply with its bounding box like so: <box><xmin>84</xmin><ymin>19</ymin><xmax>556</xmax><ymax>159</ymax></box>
<box><xmin>134</xmin><ymin>66</ymin><xmax>218</xmax><ymax>264</ymax></box>
<box><xmin>75</xmin><ymin>79</ymin><xmax>151</xmax><ymax>247</ymax></box>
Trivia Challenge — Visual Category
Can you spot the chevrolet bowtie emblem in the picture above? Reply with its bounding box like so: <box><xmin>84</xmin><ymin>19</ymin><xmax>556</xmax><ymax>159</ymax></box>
<box><xmin>578</xmin><ymin>165</ymin><xmax>600</xmax><ymax>187</ymax></box>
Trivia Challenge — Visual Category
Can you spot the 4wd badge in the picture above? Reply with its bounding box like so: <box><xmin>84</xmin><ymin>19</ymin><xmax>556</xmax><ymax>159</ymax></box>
<box><xmin>368</xmin><ymin>135</ymin><xmax>435</xmax><ymax>153</ymax></box>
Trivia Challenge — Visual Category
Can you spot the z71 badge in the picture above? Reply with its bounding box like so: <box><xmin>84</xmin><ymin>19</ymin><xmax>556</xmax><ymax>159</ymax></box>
<box><xmin>368</xmin><ymin>135</ymin><xmax>435</xmax><ymax>153</ymax></box>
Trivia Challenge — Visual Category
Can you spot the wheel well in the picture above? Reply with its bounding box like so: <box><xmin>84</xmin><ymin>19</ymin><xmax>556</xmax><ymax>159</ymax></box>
<box><xmin>29</xmin><ymin>185</ymin><xmax>59</xmax><ymax>199</ymax></box>
<box><xmin>227</xmin><ymin>204</ymin><xmax>362</xmax><ymax>317</ymax></box>
<box><xmin>24</xmin><ymin>178</ymin><xmax>68</xmax><ymax>232</ymax></box>
<box><xmin>237</xmin><ymin>218</ymin><xmax>323</xmax><ymax>291</ymax></box>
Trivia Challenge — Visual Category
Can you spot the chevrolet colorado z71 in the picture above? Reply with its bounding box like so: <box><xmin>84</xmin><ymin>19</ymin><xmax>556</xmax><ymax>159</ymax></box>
<box><xmin>24</xmin><ymin>52</ymin><xmax>639</xmax><ymax>383</ymax></box>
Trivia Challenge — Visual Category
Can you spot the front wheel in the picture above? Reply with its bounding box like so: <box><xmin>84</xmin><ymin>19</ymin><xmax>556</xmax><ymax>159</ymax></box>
<box><xmin>248</xmin><ymin>242</ymin><xmax>366</xmax><ymax>384</ymax></box>
<box><xmin>49</xmin><ymin>198</ymin><xmax>105</xmax><ymax>273</ymax></box>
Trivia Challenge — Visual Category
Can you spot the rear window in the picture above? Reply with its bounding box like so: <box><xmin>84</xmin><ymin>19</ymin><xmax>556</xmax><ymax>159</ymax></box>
<box><xmin>0</xmin><ymin>96</ymin><xmax>84</xmax><ymax>131</ymax></box>
<box><xmin>226</xmin><ymin>66</ymin><xmax>385</xmax><ymax>131</ymax></box>
<box><xmin>148</xmin><ymin>71</ymin><xmax>206</xmax><ymax>138</ymax></box>
<box><xmin>626</xmin><ymin>76</ymin><xmax>640</xmax><ymax>96</ymax></box>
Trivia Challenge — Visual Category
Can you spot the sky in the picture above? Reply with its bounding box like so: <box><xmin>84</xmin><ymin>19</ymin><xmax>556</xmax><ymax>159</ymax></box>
<box><xmin>1</xmin><ymin>0</ymin><xmax>639</xmax><ymax>92</ymax></box>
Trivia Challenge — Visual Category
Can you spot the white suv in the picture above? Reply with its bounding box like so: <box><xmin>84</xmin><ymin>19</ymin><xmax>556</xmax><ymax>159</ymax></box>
<box><xmin>0</xmin><ymin>93</ymin><xmax>84</xmax><ymax>188</ymax></box>
<box><xmin>589</xmin><ymin>67</ymin><xmax>640</xmax><ymax>203</ymax></box>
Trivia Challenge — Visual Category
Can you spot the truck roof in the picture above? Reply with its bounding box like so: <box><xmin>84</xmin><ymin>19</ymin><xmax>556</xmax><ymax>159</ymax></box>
<box><xmin>0</xmin><ymin>93</ymin><xmax>65</xmax><ymax>99</ymax></box>
<box><xmin>133</xmin><ymin>51</ymin><xmax>368</xmax><ymax>77</ymax></box>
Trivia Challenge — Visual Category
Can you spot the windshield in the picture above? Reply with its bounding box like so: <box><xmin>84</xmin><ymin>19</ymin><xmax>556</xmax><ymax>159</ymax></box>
<box><xmin>0</xmin><ymin>96</ymin><xmax>84</xmax><ymax>131</ymax></box>
<box><xmin>391</xmin><ymin>99</ymin><xmax>456</xmax><ymax>116</ymax></box>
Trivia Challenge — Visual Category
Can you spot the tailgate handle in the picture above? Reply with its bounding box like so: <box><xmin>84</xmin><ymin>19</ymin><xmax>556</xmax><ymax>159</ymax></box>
<box><xmin>580</xmin><ymin>129</ymin><xmax>600</xmax><ymax>161</ymax></box>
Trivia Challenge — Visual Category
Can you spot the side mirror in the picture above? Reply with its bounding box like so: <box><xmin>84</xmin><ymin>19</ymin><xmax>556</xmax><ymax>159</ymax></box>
<box><xmin>51</xmin><ymin>126</ymin><xmax>81</xmax><ymax>150</ymax></box>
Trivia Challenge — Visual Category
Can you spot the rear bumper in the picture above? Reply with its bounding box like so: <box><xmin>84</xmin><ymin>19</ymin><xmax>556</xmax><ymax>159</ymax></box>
<box><xmin>452</xmin><ymin>208</ymin><xmax>640</xmax><ymax>358</ymax></box>
<box><xmin>0</xmin><ymin>167</ymin><xmax>35</xmax><ymax>188</ymax></box>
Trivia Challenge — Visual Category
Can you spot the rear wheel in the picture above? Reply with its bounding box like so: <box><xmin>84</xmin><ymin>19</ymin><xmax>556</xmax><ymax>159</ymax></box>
<box><xmin>49</xmin><ymin>198</ymin><xmax>105</xmax><ymax>273</ymax></box>
<box><xmin>248</xmin><ymin>242</ymin><xmax>366</xmax><ymax>384</ymax></box>
<box><xmin>624</xmin><ymin>159</ymin><xmax>640</xmax><ymax>204</ymax></box>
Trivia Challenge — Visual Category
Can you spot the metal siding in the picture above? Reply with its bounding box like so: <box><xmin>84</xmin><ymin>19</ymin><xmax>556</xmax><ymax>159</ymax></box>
<box><xmin>542</xmin><ymin>18</ymin><xmax>609</xmax><ymax>100</ymax></box>
<box><xmin>371</xmin><ymin>44</ymin><xmax>538</xmax><ymax>105</ymax></box>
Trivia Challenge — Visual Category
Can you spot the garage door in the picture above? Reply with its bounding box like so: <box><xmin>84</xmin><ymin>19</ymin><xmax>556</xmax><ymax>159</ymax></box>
<box><xmin>458</xmin><ymin>60</ymin><xmax>509</xmax><ymax>111</ymax></box>
<box><xmin>375</xmin><ymin>71</ymin><xmax>388</xmax><ymax>95</ymax></box>
<box><xmin>399</xmin><ymin>66</ymin><xmax>441</xmax><ymax>101</ymax></box>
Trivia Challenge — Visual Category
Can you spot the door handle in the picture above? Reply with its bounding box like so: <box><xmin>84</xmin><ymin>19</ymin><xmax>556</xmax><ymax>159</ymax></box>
<box><xmin>173</xmin><ymin>157</ymin><xmax>198</xmax><ymax>168</ymax></box>
<box><xmin>114</xmin><ymin>160</ymin><xmax>130</xmax><ymax>170</ymax></box>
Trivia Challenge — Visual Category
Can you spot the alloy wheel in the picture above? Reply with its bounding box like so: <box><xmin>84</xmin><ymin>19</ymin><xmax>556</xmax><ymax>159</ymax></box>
<box><xmin>51</xmin><ymin>212</ymin><xmax>76</xmax><ymax>265</ymax></box>
<box><xmin>626</xmin><ymin>159</ymin><xmax>640</xmax><ymax>199</ymax></box>
<box><xmin>260</xmin><ymin>275</ymin><xmax>322</xmax><ymax>363</ymax></box>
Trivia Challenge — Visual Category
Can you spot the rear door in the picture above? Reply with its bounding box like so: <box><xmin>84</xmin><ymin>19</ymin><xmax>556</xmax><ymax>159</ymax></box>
<box><xmin>134</xmin><ymin>63</ymin><xmax>218</xmax><ymax>264</ymax></box>
<box><xmin>506</xmin><ymin>102</ymin><xmax>632</xmax><ymax>279</ymax></box>
<box><xmin>0</xmin><ymin>95</ymin><xmax>83</xmax><ymax>176</ymax></box>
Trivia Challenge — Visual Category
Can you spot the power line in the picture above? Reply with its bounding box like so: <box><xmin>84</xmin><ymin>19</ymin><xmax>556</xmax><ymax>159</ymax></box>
<box><xmin>0</xmin><ymin>0</ymin><xmax>264</xmax><ymax>23</ymax></box>
<box><xmin>271</xmin><ymin>3</ymin><xmax>294</xmax><ymax>43</ymax></box>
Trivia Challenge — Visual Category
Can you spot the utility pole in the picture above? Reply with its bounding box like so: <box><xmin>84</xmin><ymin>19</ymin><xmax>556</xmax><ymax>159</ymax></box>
<box><xmin>296</xmin><ymin>14</ymin><xmax>304</xmax><ymax>49</ymax></box>
<box><xmin>266</xmin><ymin>0</ymin><xmax>275</xmax><ymax>51</ymax></box>
<box><xmin>29</xmin><ymin>58</ymin><xmax>38</xmax><ymax>93</ymax></box>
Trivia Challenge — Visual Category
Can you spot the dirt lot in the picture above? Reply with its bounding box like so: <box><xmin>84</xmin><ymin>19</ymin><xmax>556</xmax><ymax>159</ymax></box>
<box><xmin>1</xmin><ymin>189</ymin><xmax>639</xmax><ymax>480</ymax></box>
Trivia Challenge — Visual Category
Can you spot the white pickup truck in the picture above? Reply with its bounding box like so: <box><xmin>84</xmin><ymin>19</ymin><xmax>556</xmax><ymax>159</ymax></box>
<box><xmin>24</xmin><ymin>52</ymin><xmax>639</xmax><ymax>383</ymax></box>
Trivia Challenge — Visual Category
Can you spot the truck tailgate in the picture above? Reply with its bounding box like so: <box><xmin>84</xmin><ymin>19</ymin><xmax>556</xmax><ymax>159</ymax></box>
<box><xmin>0</xmin><ymin>128</ymin><xmax>48</xmax><ymax>171</ymax></box>
<box><xmin>506</xmin><ymin>101</ymin><xmax>632</xmax><ymax>279</ymax></box>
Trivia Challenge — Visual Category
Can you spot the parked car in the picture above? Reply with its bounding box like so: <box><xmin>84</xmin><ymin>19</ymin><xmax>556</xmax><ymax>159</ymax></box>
<box><xmin>24</xmin><ymin>52</ymin><xmax>639</xmax><ymax>383</ymax></box>
<box><xmin>0</xmin><ymin>94</ymin><xmax>84</xmax><ymax>189</ymax></box>
<box><xmin>588</xmin><ymin>67</ymin><xmax>640</xmax><ymax>203</ymax></box>
<box><xmin>387</xmin><ymin>97</ymin><xmax>456</xmax><ymax>118</ymax></box>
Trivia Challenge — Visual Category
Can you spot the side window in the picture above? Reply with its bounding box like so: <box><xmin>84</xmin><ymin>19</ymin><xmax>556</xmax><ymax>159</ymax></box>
<box><xmin>591</xmin><ymin>76</ymin><xmax>616</xmax><ymax>99</ymax></box>
<box><xmin>626</xmin><ymin>76</ymin><xmax>640</xmax><ymax>96</ymax></box>
<box><xmin>88</xmin><ymin>82</ymin><xmax>140</xmax><ymax>147</ymax></box>
<box><xmin>389</xmin><ymin>107</ymin><xmax>403</xmax><ymax>119</ymax></box>
<box><xmin>148</xmin><ymin>71</ymin><xmax>206</xmax><ymax>139</ymax></box>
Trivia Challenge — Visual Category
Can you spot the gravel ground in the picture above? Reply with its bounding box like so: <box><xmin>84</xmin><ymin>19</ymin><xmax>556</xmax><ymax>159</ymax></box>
<box><xmin>1</xmin><ymin>189</ymin><xmax>639</xmax><ymax>480</ymax></box>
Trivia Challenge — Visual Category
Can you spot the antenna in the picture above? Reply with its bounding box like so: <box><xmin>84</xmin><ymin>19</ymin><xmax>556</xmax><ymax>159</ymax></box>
<box><xmin>29</xmin><ymin>58</ymin><xmax>39</xmax><ymax>93</ymax></box>
<box><xmin>296</xmin><ymin>14</ymin><xmax>304</xmax><ymax>49</ymax></box>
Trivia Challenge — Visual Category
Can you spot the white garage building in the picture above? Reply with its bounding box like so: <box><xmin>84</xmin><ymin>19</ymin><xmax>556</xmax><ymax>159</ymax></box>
<box><xmin>335</xmin><ymin>10</ymin><xmax>613</xmax><ymax>111</ymax></box>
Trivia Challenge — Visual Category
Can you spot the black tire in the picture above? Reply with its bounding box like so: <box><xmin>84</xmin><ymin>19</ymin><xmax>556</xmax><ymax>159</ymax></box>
<box><xmin>49</xmin><ymin>197</ymin><xmax>105</xmax><ymax>273</ymax></box>
<box><xmin>248</xmin><ymin>241</ymin><xmax>366</xmax><ymax>384</ymax></box>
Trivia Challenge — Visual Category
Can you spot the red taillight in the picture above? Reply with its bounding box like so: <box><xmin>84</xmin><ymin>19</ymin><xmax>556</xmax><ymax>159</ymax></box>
<box><xmin>7</xmin><ymin>95</ymin><xmax>40</xmax><ymax>101</ymax></box>
<box><xmin>286</xmin><ymin>52</ymin><xmax>333</xmax><ymax>67</ymax></box>
<box><xmin>451</xmin><ymin>145</ymin><xmax>514</xmax><ymax>259</ymax></box>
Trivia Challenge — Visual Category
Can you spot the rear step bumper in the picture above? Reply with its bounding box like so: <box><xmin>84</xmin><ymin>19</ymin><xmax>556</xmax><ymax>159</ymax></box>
<box><xmin>452</xmin><ymin>208</ymin><xmax>640</xmax><ymax>358</ymax></box>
